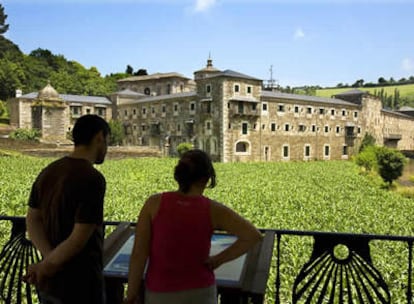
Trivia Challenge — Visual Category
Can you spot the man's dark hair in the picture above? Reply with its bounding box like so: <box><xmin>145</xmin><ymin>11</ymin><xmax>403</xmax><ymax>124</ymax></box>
<box><xmin>72</xmin><ymin>115</ymin><xmax>110</xmax><ymax>146</ymax></box>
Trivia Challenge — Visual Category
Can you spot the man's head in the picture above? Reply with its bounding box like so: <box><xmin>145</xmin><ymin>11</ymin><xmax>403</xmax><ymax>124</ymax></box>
<box><xmin>72</xmin><ymin>115</ymin><xmax>111</xmax><ymax>164</ymax></box>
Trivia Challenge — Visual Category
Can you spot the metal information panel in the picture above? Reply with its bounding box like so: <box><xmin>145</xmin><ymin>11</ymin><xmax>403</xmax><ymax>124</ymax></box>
<box><xmin>104</xmin><ymin>233</ymin><xmax>247</xmax><ymax>285</ymax></box>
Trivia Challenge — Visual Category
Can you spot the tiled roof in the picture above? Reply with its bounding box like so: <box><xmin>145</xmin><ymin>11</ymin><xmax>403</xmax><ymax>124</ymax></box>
<box><xmin>19</xmin><ymin>92</ymin><xmax>112</xmax><ymax>105</ymax></box>
<box><xmin>124</xmin><ymin>92</ymin><xmax>198</xmax><ymax>104</ymax></box>
<box><xmin>261</xmin><ymin>90</ymin><xmax>357</xmax><ymax>106</ymax></box>
<box><xmin>118</xmin><ymin>72</ymin><xmax>190</xmax><ymax>82</ymax></box>
<box><xmin>382</xmin><ymin>108</ymin><xmax>414</xmax><ymax>119</ymax></box>
<box><xmin>206</xmin><ymin>69</ymin><xmax>261</xmax><ymax>81</ymax></box>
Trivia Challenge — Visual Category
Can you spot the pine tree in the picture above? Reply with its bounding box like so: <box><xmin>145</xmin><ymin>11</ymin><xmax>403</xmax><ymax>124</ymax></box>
<box><xmin>0</xmin><ymin>4</ymin><xmax>9</xmax><ymax>35</ymax></box>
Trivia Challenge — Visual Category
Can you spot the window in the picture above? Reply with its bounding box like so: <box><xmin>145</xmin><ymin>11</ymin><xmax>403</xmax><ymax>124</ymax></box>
<box><xmin>343</xmin><ymin>145</ymin><xmax>348</xmax><ymax>156</ymax></box>
<box><xmin>252</xmin><ymin>103</ymin><xmax>257</xmax><ymax>111</ymax></box>
<box><xmin>342</xmin><ymin>109</ymin><xmax>347</xmax><ymax>116</ymax></box>
<box><xmin>142</xmin><ymin>107</ymin><xmax>146</xmax><ymax>115</ymax></box>
<box><xmin>358</xmin><ymin>127</ymin><xmax>361</xmax><ymax>134</ymax></box>
<box><xmin>242</xmin><ymin>122</ymin><xmax>248</xmax><ymax>134</ymax></box>
<box><xmin>241</xmin><ymin>122</ymin><xmax>249</xmax><ymax>134</ymax></box>
<box><xmin>167</xmin><ymin>84</ymin><xmax>171</xmax><ymax>94</ymax></box>
<box><xmin>304</xmin><ymin>145</ymin><xmax>311</xmax><ymax>157</ymax></box>
<box><xmin>206</xmin><ymin>84</ymin><xmax>211</xmax><ymax>95</ymax></box>
<box><xmin>319</xmin><ymin>108</ymin><xmax>325</xmax><ymax>115</ymax></box>
<box><xmin>262</xmin><ymin>124</ymin><xmax>266</xmax><ymax>130</ymax></box>
<box><xmin>324</xmin><ymin>125</ymin><xmax>329</xmax><ymax>133</ymax></box>
<box><xmin>133</xmin><ymin>108</ymin><xmax>136</xmax><ymax>115</ymax></box>
<box><xmin>262</xmin><ymin>103</ymin><xmax>268</xmax><ymax>112</ymax></box>
<box><xmin>234</xmin><ymin>84</ymin><xmax>240</xmax><ymax>93</ymax></box>
<box><xmin>144</xmin><ymin>87</ymin><xmax>150</xmax><ymax>95</ymax></box>
<box><xmin>190</xmin><ymin>102</ymin><xmax>196</xmax><ymax>112</ymax></box>
<box><xmin>124</xmin><ymin>110</ymin><xmax>128</xmax><ymax>116</ymax></box>
<box><xmin>228</xmin><ymin>123</ymin><xmax>231</xmax><ymax>129</ymax></box>
<box><xmin>95</xmin><ymin>107</ymin><xmax>106</xmax><ymax>116</ymax></box>
<box><xmin>324</xmin><ymin>145</ymin><xmax>330</xmax><ymax>157</ymax></box>
<box><xmin>177</xmin><ymin>124</ymin><xmax>181</xmax><ymax>132</ymax></box>
<box><xmin>238</xmin><ymin>102</ymin><xmax>244</xmax><ymax>114</ymax></box>
<box><xmin>236</xmin><ymin>141</ymin><xmax>248</xmax><ymax>153</ymax></box>
<box><xmin>299</xmin><ymin>124</ymin><xmax>306</xmax><ymax>132</ymax></box>
<box><xmin>278</xmin><ymin>104</ymin><xmax>285</xmax><ymax>112</ymax></box>
<box><xmin>284</xmin><ymin>124</ymin><xmax>290</xmax><ymax>131</ymax></box>
<box><xmin>354</xmin><ymin>111</ymin><xmax>358</xmax><ymax>118</ymax></box>
<box><xmin>162</xmin><ymin>105</ymin><xmax>166</xmax><ymax>113</ymax></box>
<box><xmin>312</xmin><ymin>125</ymin><xmax>316</xmax><ymax>132</ymax></box>
<box><xmin>331</xmin><ymin>109</ymin><xmax>335</xmax><ymax>116</ymax></box>
<box><xmin>173</xmin><ymin>103</ymin><xmax>179</xmax><ymax>115</ymax></box>
<box><xmin>294</xmin><ymin>106</ymin><xmax>299</xmax><ymax>113</ymax></box>
<box><xmin>336</xmin><ymin>126</ymin><xmax>340</xmax><ymax>133</ymax></box>
<box><xmin>206</xmin><ymin>121</ymin><xmax>211</xmax><ymax>130</ymax></box>
<box><xmin>247</xmin><ymin>86</ymin><xmax>252</xmax><ymax>94</ymax></box>
<box><xmin>271</xmin><ymin>123</ymin><xmax>276</xmax><ymax>131</ymax></box>
<box><xmin>307</xmin><ymin>107</ymin><xmax>312</xmax><ymax>114</ymax></box>
<box><xmin>283</xmin><ymin>145</ymin><xmax>289</xmax><ymax>158</ymax></box>
<box><xmin>151</xmin><ymin>106</ymin><xmax>155</xmax><ymax>114</ymax></box>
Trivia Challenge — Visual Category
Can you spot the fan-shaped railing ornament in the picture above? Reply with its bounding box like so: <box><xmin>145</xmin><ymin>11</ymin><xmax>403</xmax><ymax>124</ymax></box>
<box><xmin>293</xmin><ymin>235</ymin><xmax>390</xmax><ymax>303</ymax></box>
<box><xmin>0</xmin><ymin>217</ymin><xmax>41</xmax><ymax>304</ymax></box>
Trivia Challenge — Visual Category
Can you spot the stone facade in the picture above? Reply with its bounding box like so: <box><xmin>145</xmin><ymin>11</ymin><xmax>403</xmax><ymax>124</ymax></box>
<box><xmin>114</xmin><ymin>60</ymin><xmax>414</xmax><ymax>162</ymax></box>
<box><xmin>8</xmin><ymin>60</ymin><xmax>414</xmax><ymax>161</ymax></box>
<box><xmin>9</xmin><ymin>83</ymin><xmax>112</xmax><ymax>143</ymax></box>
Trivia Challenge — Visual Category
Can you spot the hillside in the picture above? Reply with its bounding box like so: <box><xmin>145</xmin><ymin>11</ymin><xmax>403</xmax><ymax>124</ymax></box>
<box><xmin>316</xmin><ymin>83</ymin><xmax>414</xmax><ymax>106</ymax></box>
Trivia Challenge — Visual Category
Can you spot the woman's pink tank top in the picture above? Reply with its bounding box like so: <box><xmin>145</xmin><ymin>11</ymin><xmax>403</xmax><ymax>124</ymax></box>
<box><xmin>145</xmin><ymin>192</ymin><xmax>215</xmax><ymax>292</ymax></box>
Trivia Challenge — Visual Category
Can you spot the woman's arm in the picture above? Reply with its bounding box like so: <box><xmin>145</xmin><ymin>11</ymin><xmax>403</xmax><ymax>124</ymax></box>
<box><xmin>124</xmin><ymin>195</ymin><xmax>159</xmax><ymax>304</ymax></box>
<box><xmin>207</xmin><ymin>200</ymin><xmax>263</xmax><ymax>270</ymax></box>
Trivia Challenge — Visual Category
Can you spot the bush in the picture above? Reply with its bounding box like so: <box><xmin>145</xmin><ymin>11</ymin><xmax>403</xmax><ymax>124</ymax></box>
<box><xmin>176</xmin><ymin>142</ymin><xmax>193</xmax><ymax>156</ymax></box>
<box><xmin>375</xmin><ymin>146</ymin><xmax>407</xmax><ymax>185</ymax></box>
<box><xmin>108</xmin><ymin>120</ymin><xmax>125</xmax><ymax>146</ymax></box>
<box><xmin>9</xmin><ymin>128</ymin><xmax>41</xmax><ymax>141</ymax></box>
<box><xmin>359</xmin><ymin>133</ymin><xmax>376</xmax><ymax>152</ymax></box>
<box><xmin>354</xmin><ymin>145</ymin><xmax>378</xmax><ymax>172</ymax></box>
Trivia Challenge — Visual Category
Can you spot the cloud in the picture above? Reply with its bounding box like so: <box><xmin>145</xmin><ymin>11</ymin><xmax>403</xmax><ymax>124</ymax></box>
<box><xmin>402</xmin><ymin>58</ymin><xmax>414</xmax><ymax>72</ymax></box>
<box><xmin>193</xmin><ymin>0</ymin><xmax>217</xmax><ymax>12</ymax></box>
<box><xmin>293</xmin><ymin>28</ymin><xmax>305</xmax><ymax>40</ymax></box>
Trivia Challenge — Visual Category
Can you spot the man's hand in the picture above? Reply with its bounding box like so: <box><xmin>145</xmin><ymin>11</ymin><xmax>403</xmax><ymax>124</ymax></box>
<box><xmin>22</xmin><ymin>260</ymin><xmax>59</xmax><ymax>290</ymax></box>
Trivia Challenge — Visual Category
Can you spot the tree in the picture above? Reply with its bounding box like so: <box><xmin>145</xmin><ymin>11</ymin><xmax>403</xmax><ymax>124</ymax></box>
<box><xmin>108</xmin><ymin>120</ymin><xmax>125</xmax><ymax>146</ymax></box>
<box><xmin>134</xmin><ymin>69</ymin><xmax>148</xmax><ymax>76</ymax></box>
<box><xmin>0</xmin><ymin>4</ymin><xmax>9</xmax><ymax>36</ymax></box>
<box><xmin>0</xmin><ymin>100</ymin><xmax>6</xmax><ymax>117</ymax></box>
<box><xmin>378</xmin><ymin>77</ymin><xmax>387</xmax><ymax>85</ymax></box>
<box><xmin>359</xmin><ymin>133</ymin><xmax>376</xmax><ymax>152</ymax></box>
<box><xmin>375</xmin><ymin>147</ymin><xmax>407</xmax><ymax>186</ymax></box>
<box><xmin>125</xmin><ymin>65</ymin><xmax>133</xmax><ymax>75</ymax></box>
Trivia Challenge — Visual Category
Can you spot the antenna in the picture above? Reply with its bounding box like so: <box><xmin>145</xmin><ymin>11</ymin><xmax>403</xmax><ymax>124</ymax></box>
<box><xmin>268</xmin><ymin>65</ymin><xmax>277</xmax><ymax>89</ymax></box>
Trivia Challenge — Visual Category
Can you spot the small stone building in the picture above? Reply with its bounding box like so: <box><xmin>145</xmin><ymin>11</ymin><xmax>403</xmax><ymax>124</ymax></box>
<box><xmin>9</xmin><ymin>82</ymin><xmax>112</xmax><ymax>143</ymax></box>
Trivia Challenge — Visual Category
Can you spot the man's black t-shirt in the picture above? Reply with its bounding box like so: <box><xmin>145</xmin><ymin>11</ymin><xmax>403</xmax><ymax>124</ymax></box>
<box><xmin>29</xmin><ymin>156</ymin><xmax>106</xmax><ymax>303</ymax></box>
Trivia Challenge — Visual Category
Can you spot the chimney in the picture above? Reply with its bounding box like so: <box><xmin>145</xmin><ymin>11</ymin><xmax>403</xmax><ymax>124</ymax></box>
<box><xmin>16</xmin><ymin>89</ymin><xmax>22</xmax><ymax>98</ymax></box>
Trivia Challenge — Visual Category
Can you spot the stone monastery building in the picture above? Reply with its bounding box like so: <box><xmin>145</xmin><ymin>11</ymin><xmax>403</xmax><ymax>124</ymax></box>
<box><xmin>9</xmin><ymin>59</ymin><xmax>414</xmax><ymax>162</ymax></box>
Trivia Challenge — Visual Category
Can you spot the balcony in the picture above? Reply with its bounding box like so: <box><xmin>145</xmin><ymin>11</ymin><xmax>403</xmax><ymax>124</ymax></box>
<box><xmin>229</xmin><ymin>108</ymin><xmax>260</xmax><ymax>117</ymax></box>
<box><xmin>1</xmin><ymin>216</ymin><xmax>413</xmax><ymax>304</ymax></box>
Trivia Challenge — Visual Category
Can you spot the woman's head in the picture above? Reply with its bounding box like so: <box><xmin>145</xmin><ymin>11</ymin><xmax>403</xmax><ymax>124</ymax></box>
<box><xmin>174</xmin><ymin>149</ymin><xmax>216</xmax><ymax>193</ymax></box>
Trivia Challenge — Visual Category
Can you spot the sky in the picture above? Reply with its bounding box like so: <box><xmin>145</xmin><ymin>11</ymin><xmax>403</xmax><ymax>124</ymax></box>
<box><xmin>2</xmin><ymin>0</ymin><xmax>414</xmax><ymax>88</ymax></box>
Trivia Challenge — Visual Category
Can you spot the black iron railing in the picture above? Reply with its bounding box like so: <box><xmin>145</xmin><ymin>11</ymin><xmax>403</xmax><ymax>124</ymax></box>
<box><xmin>0</xmin><ymin>216</ymin><xmax>413</xmax><ymax>304</ymax></box>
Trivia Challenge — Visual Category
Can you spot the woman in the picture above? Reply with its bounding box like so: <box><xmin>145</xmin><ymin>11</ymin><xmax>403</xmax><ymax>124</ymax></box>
<box><xmin>125</xmin><ymin>149</ymin><xmax>262</xmax><ymax>304</ymax></box>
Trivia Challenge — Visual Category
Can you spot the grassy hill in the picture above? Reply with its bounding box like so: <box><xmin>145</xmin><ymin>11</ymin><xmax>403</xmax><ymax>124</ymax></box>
<box><xmin>316</xmin><ymin>83</ymin><xmax>414</xmax><ymax>104</ymax></box>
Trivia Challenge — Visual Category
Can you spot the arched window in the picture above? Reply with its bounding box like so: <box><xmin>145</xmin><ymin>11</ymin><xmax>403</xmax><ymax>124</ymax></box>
<box><xmin>236</xmin><ymin>141</ymin><xmax>248</xmax><ymax>152</ymax></box>
<box><xmin>144</xmin><ymin>87</ymin><xmax>151</xmax><ymax>95</ymax></box>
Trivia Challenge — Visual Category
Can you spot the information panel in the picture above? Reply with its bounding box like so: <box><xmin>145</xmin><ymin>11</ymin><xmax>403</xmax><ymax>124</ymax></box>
<box><xmin>104</xmin><ymin>233</ymin><xmax>247</xmax><ymax>285</ymax></box>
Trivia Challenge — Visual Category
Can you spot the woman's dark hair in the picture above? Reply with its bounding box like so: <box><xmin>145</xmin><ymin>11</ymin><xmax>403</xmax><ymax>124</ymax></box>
<box><xmin>174</xmin><ymin>149</ymin><xmax>216</xmax><ymax>193</ymax></box>
<box><xmin>72</xmin><ymin>114</ymin><xmax>111</xmax><ymax>146</ymax></box>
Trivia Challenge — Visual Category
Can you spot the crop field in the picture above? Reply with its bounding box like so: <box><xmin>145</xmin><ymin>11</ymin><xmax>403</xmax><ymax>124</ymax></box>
<box><xmin>0</xmin><ymin>155</ymin><xmax>413</xmax><ymax>303</ymax></box>
<box><xmin>316</xmin><ymin>83</ymin><xmax>414</xmax><ymax>102</ymax></box>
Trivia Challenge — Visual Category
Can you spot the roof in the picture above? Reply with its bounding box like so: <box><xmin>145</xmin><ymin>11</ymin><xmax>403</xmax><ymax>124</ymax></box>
<box><xmin>229</xmin><ymin>96</ymin><xmax>259</xmax><ymax>103</ymax></box>
<box><xmin>18</xmin><ymin>92</ymin><xmax>112</xmax><ymax>105</ymax></box>
<box><xmin>123</xmin><ymin>91</ymin><xmax>197</xmax><ymax>104</ymax></box>
<box><xmin>118</xmin><ymin>72</ymin><xmax>191</xmax><ymax>82</ymax></box>
<box><xmin>382</xmin><ymin>108</ymin><xmax>414</xmax><ymax>119</ymax></box>
<box><xmin>397</xmin><ymin>106</ymin><xmax>414</xmax><ymax>111</ymax></box>
<box><xmin>261</xmin><ymin>90</ymin><xmax>357</xmax><ymax>106</ymax></box>
<box><xmin>333</xmin><ymin>89</ymin><xmax>369</xmax><ymax>97</ymax></box>
<box><xmin>114</xmin><ymin>89</ymin><xmax>146</xmax><ymax>97</ymax></box>
<box><xmin>206</xmin><ymin>69</ymin><xmax>262</xmax><ymax>81</ymax></box>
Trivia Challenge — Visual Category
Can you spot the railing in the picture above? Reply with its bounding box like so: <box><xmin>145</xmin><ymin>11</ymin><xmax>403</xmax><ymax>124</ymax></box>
<box><xmin>0</xmin><ymin>216</ymin><xmax>413</xmax><ymax>304</ymax></box>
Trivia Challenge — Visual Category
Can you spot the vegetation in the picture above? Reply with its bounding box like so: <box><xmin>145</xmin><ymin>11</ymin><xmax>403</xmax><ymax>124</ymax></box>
<box><xmin>108</xmin><ymin>119</ymin><xmax>125</xmax><ymax>146</ymax></box>
<box><xmin>0</xmin><ymin>156</ymin><xmax>413</xmax><ymax>302</ymax></box>
<box><xmin>375</xmin><ymin>147</ymin><xmax>407</xmax><ymax>186</ymax></box>
<box><xmin>176</xmin><ymin>142</ymin><xmax>193</xmax><ymax>156</ymax></box>
<box><xmin>9</xmin><ymin>128</ymin><xmax>41</xmax><ymax>141</ymax></box>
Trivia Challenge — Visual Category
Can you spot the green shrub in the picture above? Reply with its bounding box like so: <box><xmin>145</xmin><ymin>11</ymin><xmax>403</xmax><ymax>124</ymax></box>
<box><xmin>108</xmin><ymin>120</ymin><xmax>125</xmax><ymax>146</ymax></box>
<box><xmin>176</xmin><ymin>142</ymin><xmax>193</xmax><ymax>156</ymax></box>
<box><xmin>9</xmin><ymin>128</ymin><xmax>41</xmax><ymax>141</ymax></box>
<box><xmin>375</xmin><ymin>146</ymin><xmax>407</xmax><ymax>185</ymax></box>
<box><xmin>359</xmin><ymin>133</ymin><xmax>376</xmax><ymax>152</ymax></box>
<box><xmin>354</xmin><ymin>145</ymin><xmax>378</xmax><ymax>172</ymax></box>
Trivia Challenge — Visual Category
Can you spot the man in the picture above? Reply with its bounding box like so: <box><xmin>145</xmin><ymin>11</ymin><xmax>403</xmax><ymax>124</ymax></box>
<box><xmin>25</xmin><ymin>114</ymin><xmax>110</xmax><ymax>304</ymax></box>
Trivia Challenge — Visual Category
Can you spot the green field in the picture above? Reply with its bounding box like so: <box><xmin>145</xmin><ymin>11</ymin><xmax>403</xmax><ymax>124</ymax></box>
<box><xmin>316</xmin><ymin>83</ymin><xmax>414</xmax><ymax>103</ymax></box>
<box><xmin>1</xmin><ymin>155</ymin><xmax>413</xmax><ymax>302</ymax></box>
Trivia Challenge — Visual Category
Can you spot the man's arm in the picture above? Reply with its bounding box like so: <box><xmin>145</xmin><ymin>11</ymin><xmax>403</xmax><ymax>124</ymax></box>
<box><xmin>26</xmin><ymin>207</ymin><xmax>53</xmax><ymax>257</ymax></box>
<box><xmin>25</xmin><ymin>222</ymin><xmax>97</xmax><ymax>285</ymax></box>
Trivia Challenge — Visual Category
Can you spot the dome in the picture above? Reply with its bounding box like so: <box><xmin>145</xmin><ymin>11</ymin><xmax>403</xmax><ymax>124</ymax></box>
<box><xmin>37</xmin><ymin>81</ymin><xmax>60</xmax><ymax>99</ymax></box>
